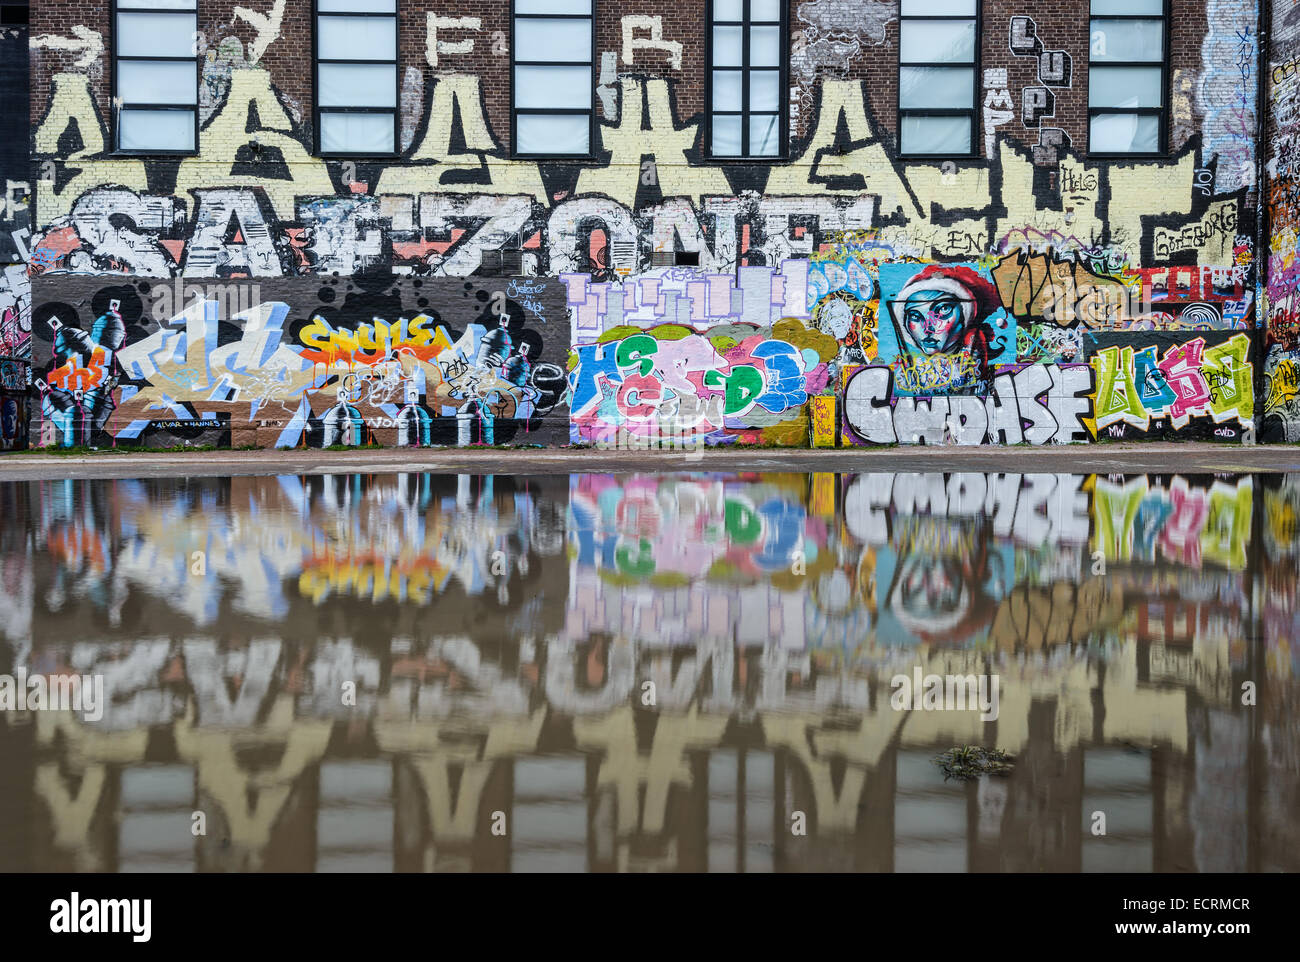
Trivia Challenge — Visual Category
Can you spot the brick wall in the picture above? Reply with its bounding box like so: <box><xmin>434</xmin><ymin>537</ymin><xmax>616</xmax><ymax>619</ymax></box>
<box><xmin>28</xmin><ymin>0</ymin><xmax>1214</xmax><ymax>157</ymax></box>
<box><xmin>15</xmin><ymin>0</ymin><xmax>1275</xmax><ymax>451</ymax></box>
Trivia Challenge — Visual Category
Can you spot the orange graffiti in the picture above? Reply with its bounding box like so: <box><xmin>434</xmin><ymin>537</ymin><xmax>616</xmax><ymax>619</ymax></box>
<box><xmin>47</xmin><ymin>345</ymin><xmax>108</xmax><ymax>392</ymax></box>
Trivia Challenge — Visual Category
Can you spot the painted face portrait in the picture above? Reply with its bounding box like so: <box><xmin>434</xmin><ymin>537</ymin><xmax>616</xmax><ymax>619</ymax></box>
<box><xmin>876</xmin><ymin>263</ymin><xmax>1009</xmax><ymax>396</ymax></box>
<box><xmin>818</xmin><ymin>297</ymin><xmax>855</xmax><ymax>340</ymax></box>
<box><xmin>891</xmin><ymin>555</ymin><xmax>969</xmax><ymax>633</ymax></box>
<box><xmin>883</xmin><ymin>517</ymin><xmax>1005</xmax><ymax>646</ymax></box>
<box><xmin>887</xmin><ymin>265</ymin><xmax>999</xmax><ymax>359</ymax></box>
<box><xmin>900</xmin><ymin>289</ymin><xmax>971</xmax><ymax>355</ymax></box>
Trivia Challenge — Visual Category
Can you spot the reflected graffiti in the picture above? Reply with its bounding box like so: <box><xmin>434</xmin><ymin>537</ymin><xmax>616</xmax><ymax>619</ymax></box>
<box><xmin>1</xmin><ymin>469</ymin><xmax>1293</xmax><ymax>871</ymax></box>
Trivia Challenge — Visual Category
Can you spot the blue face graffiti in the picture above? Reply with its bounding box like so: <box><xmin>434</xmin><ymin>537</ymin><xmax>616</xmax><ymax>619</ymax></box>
<box><xmin>898</xmin><ymin>292</ymin><xmax>974</xmax><ymax>354</ymax></box>
<box><xmin>877</xmin><ymin>263</ymin><xmax>1014</xmax><ymax>396</ymax></box>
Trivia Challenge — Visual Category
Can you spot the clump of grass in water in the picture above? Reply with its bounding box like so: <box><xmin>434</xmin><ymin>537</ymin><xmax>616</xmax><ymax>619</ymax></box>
<box><xmin>932</xmin><ymin>746</ymin><xmax>1015</xmax><ymax>781</ymax></box>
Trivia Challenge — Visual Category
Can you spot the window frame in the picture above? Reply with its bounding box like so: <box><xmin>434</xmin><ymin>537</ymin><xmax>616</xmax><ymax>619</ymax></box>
<box><xmin>1</xmin><ymin>3</ymin><xmax>30</xmax><ymax>26</ymax></box>
<box><xmin>705</xmin><ymin>0</ymin><xmax>789</xmax><ymax>162</ymax></box>
<box><xmin>509</xmin><ymin>0</ymin><xmax>597</xmax><ymax>161</ymax></box>
<box><xmin>895</xmin><ymin>0</ymin><xmax>981</xmax><ymax>161</ymax></box>
<box><xmin>1087</xmin><ymin>0</ymin><xmax>1169</xmax><ymax>159</ymax></box>
<box><xmin>312</xmin><ymin>0</ymin><xmax>400</xmax><ymax>159</ymax></box>
<box><xmin>110</xmin><ymin>0</ymin><xmax>201</xmax><ymax>157</ymax></box>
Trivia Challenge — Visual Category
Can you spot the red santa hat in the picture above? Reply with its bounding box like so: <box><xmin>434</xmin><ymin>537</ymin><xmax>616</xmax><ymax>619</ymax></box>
<box><xmin>894</xmin><ymin>264</ymin><xmax>1001</xmax><ymax>324</ymax></box>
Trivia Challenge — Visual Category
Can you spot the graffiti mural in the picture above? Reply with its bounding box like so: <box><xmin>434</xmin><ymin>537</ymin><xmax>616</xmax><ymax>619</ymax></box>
<box><xmin>11</xmin><ymin>0</ymin><xmax>1284</xmax><ymax>448</ymax></box>
<box><xmin>0</xmin><ymin>264</ymin><xmax>29</xmax><ymax>361</ymax></box>
<box><xmin>840</xmin><ymin>361</ymin><xmax>1094</xmax><ymax>445</ymax></box>
<box><xmin>0</xmin><ymin>388</ymin><xmax>27</xmax><ymax>450</ymax></box>
<box><xmin>30</xmin><ymin>277</ymin><xmax>570</xmax><ymax>448</ymax></box>
<box><xmin>0</xmin><ymin>21</ymin><xmax>30</xmax><ymax>448</ymax></box>
<box><xmin>569</xmin><ymin>322</ymin><xmax>836</xmax><ymax>447</ymax></box>
<box><xmin>875</xmin><ymin>262</ymin><xmax>1015</xmax><ymax>395</ymax></box>
<box><xmin>1085</xmin><ymin>331</ymin><xmax>1257</xmax><ymax>440</ymax></box>
<box><xmin>1264</xmin><ymin>0</ymin><xmax>1300</xmax><ymax>441</ymax></box>
<box><xmin>566</xmin><ymin>261</ymin><xmax>838</xmax><ymax>446</ymax></box>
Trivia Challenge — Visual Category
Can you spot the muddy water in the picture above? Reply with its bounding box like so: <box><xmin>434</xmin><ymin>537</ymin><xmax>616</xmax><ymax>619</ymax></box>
<box><xmin>0</xmin><ymin>471</ymin><xmax>1295</xmax><ymax>872</ymax></box>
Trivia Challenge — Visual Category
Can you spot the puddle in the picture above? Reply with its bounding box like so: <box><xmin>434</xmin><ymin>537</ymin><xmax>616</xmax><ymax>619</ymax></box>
<box><xmin>0</xmin><ymin>470</ymin><xmax>1295</xmax><ymax>872</ymax></box>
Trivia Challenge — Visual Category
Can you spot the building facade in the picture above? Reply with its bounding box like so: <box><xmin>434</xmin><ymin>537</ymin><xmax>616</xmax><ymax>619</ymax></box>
<box><xmin>0</xmin><ymin>2</ymin><xmax>29</xmax><ymax>449</ymax></box>
<box><xmin>4</xmin><ymin>0</ymin><xmax>1299</xmax><ymax>449</ymax></box>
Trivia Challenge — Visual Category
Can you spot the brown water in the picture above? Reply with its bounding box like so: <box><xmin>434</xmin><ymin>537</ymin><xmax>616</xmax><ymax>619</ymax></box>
<box><xmin>0</xmin><ymin>471</ymin><xmax>1295</xmax><ymax>872</ymax></box>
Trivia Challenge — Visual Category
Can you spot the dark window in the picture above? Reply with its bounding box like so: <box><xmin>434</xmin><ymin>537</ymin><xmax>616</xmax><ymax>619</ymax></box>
<box><xmin>113</xmin><ymin>0</ymin><xmax>198</xmax><ymax>154</ymax></box>
<box><xmin>1088</xmin><ymin>0</ymin><xmax>1166</xmax><ymax>155</ymax></box>
<box><xmin>709</xmin><ymin>0</ymin><xmax>785</xmax><ymax>158</ymax></box>
<box><xmin>315</xmin><ymin>0</ymin><xmax>398</xmax><ymax>156</ymax></box>
<box><xmin>898</xmin><ymin>0</ymin><xmax>978</xmax><ymax>156</ymax></box>
<box><xmin>511</xmin><ymin>0</ymin><xmax>594</xmax><ymax>158</ymax></box>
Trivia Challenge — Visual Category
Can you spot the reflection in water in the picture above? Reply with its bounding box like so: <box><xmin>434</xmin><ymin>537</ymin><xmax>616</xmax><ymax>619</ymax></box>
<box><xmin>0</xmin><ymin>471</ymin><xmax>1295</xmax><ymax>872</ymax></box>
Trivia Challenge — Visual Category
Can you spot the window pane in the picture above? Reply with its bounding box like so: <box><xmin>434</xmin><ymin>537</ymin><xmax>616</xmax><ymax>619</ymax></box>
<box><xmin>515</xmin><ymin>65</ymin><xmax>591</xmax><ymax>109</ymax></box>
<box><xmin>750</xmin><ymin>69</ymin><xmax>780</xmax><ymax>111</ymax></box>
<box><xmin>1090</xmin><ymin>66</ymin><xmax>1162</xmax><ymax>108</ymax></box>
<box><xmin>1092</xmin><ymin>0</ymin><xmax>1162</xmax><ymax>13</ymax></box>
<box><xmin>319</xmin><ymin>63</ymin><xmax>395</xmax><ymax>108</ymax></box>
<box><xmin>514</xmin><ymin>18</ymin><xmax>591</xmax><ymax>62</ymax></box>
<box><xmin>751</xmin><ymin>0</ymin><xmax>781</xmax><ymax>22</ymax></box>
<box><xmin>320</xmin><ymin>111</ymin><xmax>394</xmax><ymax>153</ymax></box>
<box><xmin>119</xmin><ymin>108</ymin><xmax>194</xmax><ymax>151</ymax></box>
<box><xmin>1090</xmin><ymin>19</ymin><xmax>1163</xmax><ymax>62</ymax></box>
<box><xmin>318</xmin><ymin>0</ymin><xmax>397</xmax><ymax>10</ymax></box>
<box><xmin>900</xmin><ymin>20</ymin><xmax>975</xmax><ymax>64</ymax></box>
<box><xmin>900</xmin><ymin>66</ymin><xmax>973</xmax><ymax>109</ymax></box>
<box><xmin>317</xmin><ymin>16</ymin><xmax>395</xmax><ymax>60</ymax></box>
<box><xmin>712</xmin><ymin>114</ymin><xmax>742</xmax><ymax>155</ymax></box>
<box><xmin>750</xmin><ymin>26</ymin><xmax>781</xmax><ymax>67</ymax></box>
<box><xmin>901</xmin><ymin>114</ymin><xmax>971</xmax><ymax>154</ymax></box>
<box><xmin>712</xmin><ymin>70</ymin><xmax>743</xmax><ymax>111</ymax></box>
<box><xmin>1090</xmin><ymin>113</ymin><xmax>1159</xmax><ymax>152</ymax></box>
<box><xmin>117</xmin><ymin>12</ymin><xmax>195</xmax><ymax>57</ymax></box>
<box><xmin>119</xmin><ymin>0</ymin><xmax>196</xmax><ymax>8</ymax></box>
<box><xmin>516</xmin><ymin>0</ymin><xmax>590</xmax><ymax>13</ymax></box>
<box><xmin>516</xmin><ymin>113</ymin><xmax>589</xmax><ymax>154</ymax></box>
<box><xmin>118</xmin><ymin>60</ymin><xmax>196</xmax><ymax>105</ymax></box>
<box><xmin>902</xmin><ymin>0</ymin><xmax>975</xmax><ymax>13</ymax></box>
<box><xmin>713</xmin><ymin>26</ymin><xmax>743</xmax><ymax>66</ymax></box>
<box><xmin>749</xmin><ymin>114</ymin><xmax>780</xmax><ymax>156</ymax></box>
<box><xmin>713</xmin><ymin>0</ymin><xmax>743</xmax><ymax>20</ymax></box>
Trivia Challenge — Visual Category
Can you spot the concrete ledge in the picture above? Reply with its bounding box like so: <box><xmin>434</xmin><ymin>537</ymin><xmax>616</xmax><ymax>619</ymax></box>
<box><xmin>2</xmin><ymin>443</ymin><xmax>1300</xmax><ymax>480</ymax></box>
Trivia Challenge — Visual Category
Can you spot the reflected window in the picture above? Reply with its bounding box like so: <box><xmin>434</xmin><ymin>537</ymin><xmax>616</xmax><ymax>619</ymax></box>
<box><xmin>709</xmin><ymin>0</ymin><xmax>786</xmax><ymax>159</ymax></box>
<box><xmin>897</xmin><ymin>0</ymin><xmax>977</xmax><ymax>157</ymax></box>
<box><xmin>894</xmin><ymin>750</ymin><xmax>968</xmax><ymax>872</ymax></box>
<box><xmin>512</xmin><ymin>0</ymin><xmax>594</xmax><ymax>158</ymax></box>
<box><xmin>315</xmin><ymin>0</ymin><xmax>398</xmax><ymax>156</ymax></box>
<box><xmin>1088</xmin><ymin>0</ymin><xmax>1166</xmax><ymax>155</ymax></box>
<box><xmin>1082</xmin><ymin>749</ymin><xmax>1154</xmax><ymax>871</ymax></box>
<box><xmin>113</xmin><ymin>0</ymin><xmax>198</xmax><ymax>153</ymax></box>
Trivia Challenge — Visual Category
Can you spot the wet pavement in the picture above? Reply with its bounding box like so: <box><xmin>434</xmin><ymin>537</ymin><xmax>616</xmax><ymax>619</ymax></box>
<box><xmin>4</xmin><ymin>442</ymin><xmax>1300</xmax><ymax>481</ymax></box>
<box><xmin>0</xmin><ymin>469</ymin><xmax>1295</xmax><ymax>872</ymax></box>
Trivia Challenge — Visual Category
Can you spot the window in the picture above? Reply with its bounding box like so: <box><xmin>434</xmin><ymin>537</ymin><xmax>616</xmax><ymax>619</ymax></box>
<box><xmin>511</xmin><ymin>0</ymin><xmax>594</xmax><ymax>158</ymax></box>
<box><xmin>113</xmin><ymin>0</ymin><xmax>198</xmax><ymax>153</ymax></box>
<box><xmin>897</xmin><ymin>0</ymin><xmax>977</xmax><ymax>156</ymax></box>
<box><xmin>315</xmin><ymin>0</ymin><xmax>398</xmax><ymax>156</ymax></box>
<box><xmin>709</xmin><ymin>0</ymin><xmax>785</xmax><ymax>158</ymax></box>
<box><xmin>1089</xmin><ymin>0</ymin><xmax>1166</xmax><ymax>154</ymax></box>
